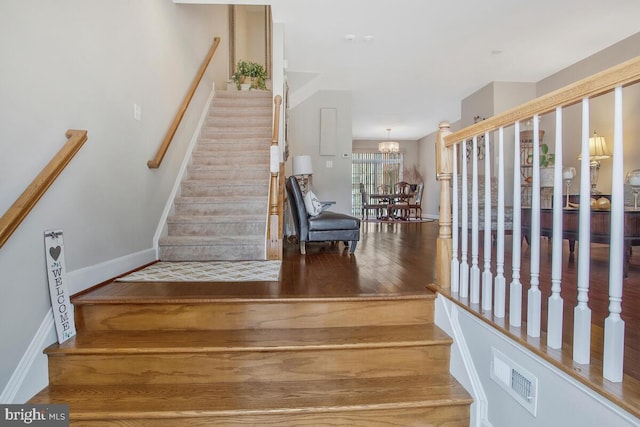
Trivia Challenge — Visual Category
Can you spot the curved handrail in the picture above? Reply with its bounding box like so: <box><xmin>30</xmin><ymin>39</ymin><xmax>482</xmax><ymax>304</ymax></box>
<box><xmin>0</xmin><ymin>129</ymin><xmax>88</xmax><ymax>249</ymax></box>
<box><xmin>147</xmin><ymin>36</ymin><xmax>221</xmax><ymax>168</ymax></box>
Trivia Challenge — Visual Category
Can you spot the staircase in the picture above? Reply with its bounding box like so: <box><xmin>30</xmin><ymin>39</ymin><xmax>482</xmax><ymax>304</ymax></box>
<box><xmin>30</xmin><ymin>282</ymin><xmax>472</xmax><ymax>425</ymax></box>
<box><xmin>159</xmin><ymin>90</ymin><xmax>273</xmax><ymax>261</ymax></box>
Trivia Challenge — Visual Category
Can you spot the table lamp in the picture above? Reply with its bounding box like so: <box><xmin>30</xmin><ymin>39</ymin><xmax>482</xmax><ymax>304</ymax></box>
<box><xmin>578</xmin><ymin>131</ymin><xmax>611</xmax><ymax>194</ymax></box>
<box><xmin>563</xmin><ymin>166</ymin><xmax>576</xmax><ymax>208</ymax></box>
<box><xmin>292</xmin><ymin>155</ymin><xmax>313</xmax><ymax>194</ymax></box>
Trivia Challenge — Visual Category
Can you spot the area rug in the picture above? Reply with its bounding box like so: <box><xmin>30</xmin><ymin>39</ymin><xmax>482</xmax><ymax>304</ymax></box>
<box><xmin>364</xmin><ymin>218</ymin><xmax>435</xmax><ymax>224</ymax></box>
<box><xmin>117</xmin><ymin>261</ymin><xmax>281</xmax><ymax>282</ymax></box>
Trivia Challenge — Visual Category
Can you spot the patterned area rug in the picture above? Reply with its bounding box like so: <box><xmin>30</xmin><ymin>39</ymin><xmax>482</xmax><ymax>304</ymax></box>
<box><xmin>117</xmin><ymin>261</ymin><xmax>281</xmax><ymax>282</ymax></box>
<box><xmin>364</xmin><ymin>218</ymin><xmax>435</xmax><ymax>224</ymax></box>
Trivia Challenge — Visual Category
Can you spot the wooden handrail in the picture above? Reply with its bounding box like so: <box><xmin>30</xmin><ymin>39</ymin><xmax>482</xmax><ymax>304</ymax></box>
<box><xmin>0</xmin><ymin>129</ymin><xmax>88</xmax><ymax>249</ymax></box>
<box><xmin>147</xmin><ymin>36</ymin><xmax>221</xmax><ymax>168</ymax></box>
<box><xmin>444</xmin><ymin>55</ymin><xmax>640</xmax><ymax>146</ymax></box>
<box><xmin>267</xmin><ymin>95</ymin><xmax>283</xmax><ymax>260</ymax></box>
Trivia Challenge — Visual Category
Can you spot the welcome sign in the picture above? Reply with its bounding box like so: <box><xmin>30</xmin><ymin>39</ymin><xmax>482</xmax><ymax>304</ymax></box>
<box><xmin>44</xmin><ymin>230</ymin><xmax>76</xmax><ymax>343</ymax></box>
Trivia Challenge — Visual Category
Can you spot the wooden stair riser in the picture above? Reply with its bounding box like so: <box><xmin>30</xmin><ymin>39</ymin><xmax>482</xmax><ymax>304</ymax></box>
<box><xmin>47</xmin><ymin>346</ymin><xmax>450</xmax><ymax>386</ymax></box>
<box><xmin>75</xmin><ymin>300</ymin><xmax>433</xmax><ymax>332</ymax></box>
<box><xmin>174</xmin><ymin>198</ymin><xmax>266</xmax><ymax>216</ymax></box>
<box><xmin>167</xmin><ymin>218</ymin><xmax>265</xmax><ymax>236</ymax></box>
<box><xmin>180</xmin><ymin>181</ymin><xmax>269</xmax><ymax>197</ymax></box>
<box><xmin>32</xmin><ymin>376</ymin><xmax>471</xmax><ymax>427</ymax></box>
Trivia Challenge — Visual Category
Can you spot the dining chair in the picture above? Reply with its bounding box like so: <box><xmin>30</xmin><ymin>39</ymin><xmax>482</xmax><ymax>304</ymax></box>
<box><xmin>407</xmin><ymin>182</ymin><xmax>424</xmax><ymax>219</ymax></box>
<box><xmin>360</xmin><ymin>183</ymin><xmax>389</xmax><ymax>219</ymax></box>
<box><xmin>391</xmin><ymin>181</ymin><xmax>412</xmax><ymax>219</ymax></box>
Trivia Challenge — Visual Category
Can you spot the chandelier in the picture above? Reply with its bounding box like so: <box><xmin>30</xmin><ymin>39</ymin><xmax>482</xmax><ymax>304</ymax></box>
<box><xmin>378</xmin><ymin>128</ymin><xmax>399</xmax><ymax>153</ymax></box>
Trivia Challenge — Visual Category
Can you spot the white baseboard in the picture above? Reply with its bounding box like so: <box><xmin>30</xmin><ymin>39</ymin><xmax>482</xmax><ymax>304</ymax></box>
<box><xmin>0</xmin><ymin>247</ymin><xmax>156</xmax><ymax>403</ymax></box>
<box><xmin>0</xmin><ymin>309</ymin><xmax>55</xmax><ymax>404</ymax></box>
<box><xmin>67</xmin><ymin>248</ymin><xmax>156</xmax><ymax>296</ymax></box>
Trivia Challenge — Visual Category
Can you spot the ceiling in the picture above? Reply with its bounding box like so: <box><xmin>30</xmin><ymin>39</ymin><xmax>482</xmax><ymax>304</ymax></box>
<box><xmin>190</xmin><ymin>0</ymin><xmax>640</xmax><ymax>140</ymax></box>
<box><xmin>269</xmin><ymin>0</ymin><xmax>640</xmax><ymax>140</ymax></box>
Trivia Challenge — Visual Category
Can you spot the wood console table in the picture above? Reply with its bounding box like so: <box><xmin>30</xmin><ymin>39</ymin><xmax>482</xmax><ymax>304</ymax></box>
<box><xmin>521</xmin><ymin>206</ymin><xmax>640</xmax><ymax>273</ymax></box>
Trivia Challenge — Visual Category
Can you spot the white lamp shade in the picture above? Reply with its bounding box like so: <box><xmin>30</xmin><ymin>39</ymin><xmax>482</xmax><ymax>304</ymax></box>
<box><xmin>292</xmin><ymin>155</ymin><xmax>313</xmax><ymax>175</ymax></box>
<box><xmin>579</xmin><ymin>132</ymin><xmax>612</xmax><ymax>161</ymax></box>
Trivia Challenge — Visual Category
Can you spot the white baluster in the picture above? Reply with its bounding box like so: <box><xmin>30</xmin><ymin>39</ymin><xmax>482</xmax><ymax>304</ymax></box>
<box><xmin>460</xmin><ymin>141</ymin><xmax>470</xmax><ymax>298</ymax></box>
<box><xmin>574</xmin><ymin>98</ymin><xmax>592</xmax><ymax>364</ymax></box>
<box><xmin>548</xmin><ymin>107</ymin><xmax>564</xmax><ymax>349</ymax></box>
<box><xmin>604</xmin><ymin>86</ymin><xmax>625</xmax><ymax>382</ymax></box>
<box><xmin>528</xmin><ymin>115</ymin><xmax>542</xmax><ymax>338</ymax></box>
<box><xmin>451</xmin><ymin>143</ymin><xmax>460</xmax><ymax>294</ymax></box>
<box><xmin>495</xmin><ymin>127</ymin><xmax>506</xmax><ymax>318</ymax></box>
<box><xmin>482</xmin><ymin>132</ymin><xmax>493</xmax><ymax>311</ymax></box>
<box><xmin>510</xmin><ymin>121</ymin><xmax>523</xmax><ymax>328</ymax></box>
<box><xmin>470</xmin><ymin>136</ymin><xmax>481</xmax><ymax>304</ymax></box>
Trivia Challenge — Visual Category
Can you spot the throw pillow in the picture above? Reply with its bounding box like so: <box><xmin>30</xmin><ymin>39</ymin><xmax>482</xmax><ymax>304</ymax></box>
<box><xmin>303</xmin><ymin>190</ymin><xmax>323</xmax><ymax>216</ymax></box>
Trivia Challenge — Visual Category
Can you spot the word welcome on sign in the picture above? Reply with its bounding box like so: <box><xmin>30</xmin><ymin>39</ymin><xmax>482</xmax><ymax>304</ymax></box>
<box><xmin>44</xmin><ymin>230</ymin><xmax>76</xmax><ymax>343</ymax></box>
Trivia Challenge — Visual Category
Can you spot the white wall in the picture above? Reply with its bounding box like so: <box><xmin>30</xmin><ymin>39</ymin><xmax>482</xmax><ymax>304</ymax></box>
<box><xmin>0</xmin><ymin>0</ymin><xmax>227</xmax><ymax>401</ymax></box>
<box><xmin>286</xmin><ymin>90</ymin><xmax>352</xmax><ymax>214</ymax></box>
<box><xmin>436</xmin><ymin>296</ymin><xmax>640</xmax><ymax>427</ymax></box>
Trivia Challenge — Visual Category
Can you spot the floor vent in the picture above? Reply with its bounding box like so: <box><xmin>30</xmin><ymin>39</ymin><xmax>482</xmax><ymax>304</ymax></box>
<box><xmin>490</xmin><ymin>347</ymin><xmax>538</xmax><ymax>416</ymax></box>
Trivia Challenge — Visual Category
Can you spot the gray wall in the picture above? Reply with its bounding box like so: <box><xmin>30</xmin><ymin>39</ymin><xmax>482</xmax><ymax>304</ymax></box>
<box><xmin>0</xmin><ymin>0</ymin><xmax>227</xmax><ymax>401</ymax></box>
<box><xmin>536</xmin><ymin>32</ymin><xmax>640</xmax><ymax>194</ymax></box>
<box><xmin>287</xmin><ymin>90</ymin><xmax>352</xmax><ymax>215</ymax></box>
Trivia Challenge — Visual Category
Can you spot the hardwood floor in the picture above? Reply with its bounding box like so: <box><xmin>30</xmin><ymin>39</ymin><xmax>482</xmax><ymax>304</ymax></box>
<box><xmin>32</xmin><ymin>220</ymin><xmax>639</xmax><ymax>423</ymax></box>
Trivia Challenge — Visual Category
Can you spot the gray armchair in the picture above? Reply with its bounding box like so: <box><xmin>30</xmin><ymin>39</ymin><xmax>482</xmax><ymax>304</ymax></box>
<box><xmin>286</xmin><ymin>176</ymin><xmax>360</xmax><ymax>254</ymax></box>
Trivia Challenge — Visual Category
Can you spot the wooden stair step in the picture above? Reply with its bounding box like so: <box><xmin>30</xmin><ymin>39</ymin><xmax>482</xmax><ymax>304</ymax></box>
<box><xmin>31</xmin><ymin>375</ymin><xmax>472</xmax><ymax>425</ymax></box>
<box><xmin>74</xmin><ymin>294</ymin><xmax>435</xmax><ymax>332</ymax></box>
<box><xmin>45</xmin><ymin>325</ymin><xmax>452</xmax><ymax>385</ymax></box>
<box><xmin>48</xmin><ymin>324</ymin><xmax>450</xmax><ymax>354</ymax></box>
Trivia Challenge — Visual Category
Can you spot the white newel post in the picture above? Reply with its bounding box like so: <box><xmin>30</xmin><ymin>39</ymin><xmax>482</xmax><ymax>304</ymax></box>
<box><xmin>527</xmin><ymin>115</ymin><xmax>542</xmax><ymax>338</ymax></box>
<box><xmin>603</xmin><ymin>86</ymin><xmax>625</xmax><ymax>382</ymax></box>
<box><xmin>494</xmin><ymin>127</ymin><xmax>506</xmax><ymax>318</ymax></box>
<box><xmin>548</xmin><ymin>107</ymin><xmax>565</xmax><ymax>349</ymax></box>
<box><xmin>510</xmin><ymin>121</ymin><xmax>523</xmax><ymax>328</ymax></box>
<box><xmin>482</xmin><ymin>132</ymin><xmax>493</xmax><ymax>312</ymax></box>
<box><xmin>574</xmin><ymin>98</ymin><xmax>592</xmax><ymax>364</ymax></box>
<box><xmin>470</xmin><ymin>136</ymin><xmax>480</xmax><ymax>304</ymax></box>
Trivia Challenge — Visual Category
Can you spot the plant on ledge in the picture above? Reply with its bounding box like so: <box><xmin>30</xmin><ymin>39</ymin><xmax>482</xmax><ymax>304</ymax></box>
<box><xmin>232</xmin><ymin>60</ymin><xmax>268</xmax><ymax>91</ymax></box>
<box><xmin>527</xmin><ymin>143</ymin><xmax>555</xmax><ymax>167</ymax></box>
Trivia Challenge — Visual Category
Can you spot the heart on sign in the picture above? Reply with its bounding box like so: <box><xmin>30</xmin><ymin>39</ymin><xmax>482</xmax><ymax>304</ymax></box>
<box><xmin>49</xmin><ymin>246</ymin><xmax>62</xmax><ymax>261</ymax></box>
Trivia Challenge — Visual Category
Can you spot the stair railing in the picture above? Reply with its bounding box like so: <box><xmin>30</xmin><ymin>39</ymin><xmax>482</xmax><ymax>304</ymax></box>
<box><xmin>267</xmin><ymin>94</ymin><xmax>283</xmax><ymax>260</ymax></box>
<box><xmin>147</xmin><ymin>36</ymin><xmax>221</xmax><ymax>169</ymax></box>
<box><xmin>0</xmin><ymin>129</ymin><xmax>88</xmax><ymax>249</ymax></box>
<box><xmin>435</xmin><ymin>55</ymin><xmax>640</xmax><ymax>392</ymax></box>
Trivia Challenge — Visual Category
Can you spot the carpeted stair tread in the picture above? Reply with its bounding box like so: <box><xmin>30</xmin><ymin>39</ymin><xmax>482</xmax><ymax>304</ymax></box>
<box><xmin>161</xmin><ymin>89</ymin><xmax>273</xmax><ymax>261</ymax></box>
<box><xmin>167</xmin><ymin>215</ymin><xmax>265</xmax><ymax>224</ymax></box>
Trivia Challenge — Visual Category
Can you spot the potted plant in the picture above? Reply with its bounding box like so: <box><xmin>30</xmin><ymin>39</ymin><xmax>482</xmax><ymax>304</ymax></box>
<box><xmin>232</xmin><ymin>60</ymin><xmax>268</xmax><ymax>91</ymax></box>
<box><xmin>527</xmin><ymin>143</ymin><xmax>555</xmax><ymax>187</ymax></box>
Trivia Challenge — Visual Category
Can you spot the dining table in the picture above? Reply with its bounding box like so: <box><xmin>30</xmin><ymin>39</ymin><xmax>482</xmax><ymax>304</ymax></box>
<box><xmin>368</xmin><ymin>193</ymin><xmax>415</xmax><ymax>220</ymax></box>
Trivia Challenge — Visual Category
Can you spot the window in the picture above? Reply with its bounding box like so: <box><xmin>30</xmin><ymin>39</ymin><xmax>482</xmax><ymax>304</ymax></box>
<box><xmin>351</xmin><ymin>152</ymin><xmax>404</xmax><ymax>217</ymax></box>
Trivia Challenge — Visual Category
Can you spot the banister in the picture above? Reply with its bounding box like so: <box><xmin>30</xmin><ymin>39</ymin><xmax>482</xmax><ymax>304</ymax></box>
<box><xmin>444</xmin><ymin>55</ymin><xmax>640</xmax><ymax>146</ymax></box>
<box><xmin>147</xmin><ymin>36</ymin><xmax>221</xmax><ymax>169</ymax></box>
<box><xmin>0</xmin><ymin>129</ymin><xmax>88</xmax><ymax>249</ymax></box>
<box><xmin>267</xmin><ymin>95</ymin><xmax>283</xmax><ymax>260</ymax></box>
